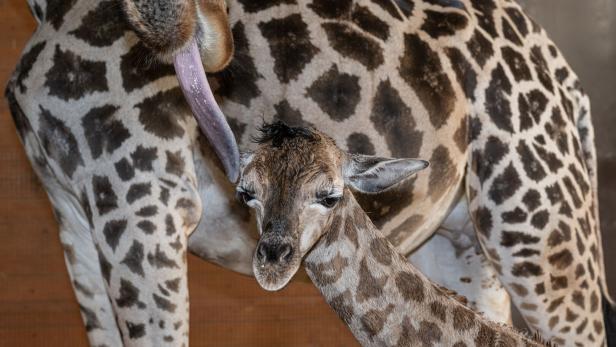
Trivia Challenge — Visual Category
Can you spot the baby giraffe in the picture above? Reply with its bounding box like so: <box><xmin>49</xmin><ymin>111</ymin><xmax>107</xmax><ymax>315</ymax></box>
<box><xmin>238</xmin><ymin>122</ymin><xmax>547</xmax><ymax>347</ymax></box>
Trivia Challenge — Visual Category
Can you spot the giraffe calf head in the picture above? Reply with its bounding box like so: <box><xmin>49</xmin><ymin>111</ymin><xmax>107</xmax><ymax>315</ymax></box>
<box><xmin>238</xmin><ymin>122</ymin><xmax>428</xmax><ymax>291</ymax></box>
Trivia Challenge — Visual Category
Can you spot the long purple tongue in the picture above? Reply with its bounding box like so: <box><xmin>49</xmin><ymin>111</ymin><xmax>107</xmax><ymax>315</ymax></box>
<box><xmin>174</xmin><ymin>39</ymin><xmax>240</xmax><ymax>182</ymax></box>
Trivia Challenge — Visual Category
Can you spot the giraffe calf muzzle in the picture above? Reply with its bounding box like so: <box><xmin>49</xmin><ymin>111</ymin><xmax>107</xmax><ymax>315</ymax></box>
<box><xmin>253</xmin><ymin>236</ymin><xmax>301</xmax><ymax>291</ymax></box>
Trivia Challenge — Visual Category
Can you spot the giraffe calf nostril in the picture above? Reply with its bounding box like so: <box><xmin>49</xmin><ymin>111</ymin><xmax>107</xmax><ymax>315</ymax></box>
<box><xmin>257</xmin><ymin>242</ymin><xmax>293</xmax><ymax>264</ymax></box>
<box><xmin>257</xmin><ymin>243</ymin><xmax>268</xmax><ymax>262</ymax></box>
<box><xmin>279</xmin><ymin>244</ymin><xmax>293</xmax><ymax>262</ymax></box>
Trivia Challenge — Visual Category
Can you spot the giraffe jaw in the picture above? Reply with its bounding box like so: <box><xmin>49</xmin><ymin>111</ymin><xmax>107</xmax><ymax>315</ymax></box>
<box><xmin>173</xmin><ymin>39</ymin><xmax>240</xmax><ymax>182</ymax></box>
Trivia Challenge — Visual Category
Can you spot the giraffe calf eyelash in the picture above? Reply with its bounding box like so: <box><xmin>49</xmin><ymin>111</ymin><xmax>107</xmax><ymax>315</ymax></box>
<box><xmin>316</xmin><ymin>191</ymin><xmax>332</xmax><ymax>199</ymax></box>
<box><xmin>237</xmin><ymin>186</ymin><xmax>254</xmax><ymax>194</ymax></box>
<box><xmin>236</xmin><ymin>186</ymin><xmax>257</xmax><ymax>205</ymax></box>
<box><xmin>317</xmin><ymin>195</ymin><xmax>341</xmax><ymax>208</ymax></box>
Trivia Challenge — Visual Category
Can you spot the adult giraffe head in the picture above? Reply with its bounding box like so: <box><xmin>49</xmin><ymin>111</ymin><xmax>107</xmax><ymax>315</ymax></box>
<box><xmin>122</xmin><ymin>0</ymin><xmax>239</xmax><ymax>181</ymax></box>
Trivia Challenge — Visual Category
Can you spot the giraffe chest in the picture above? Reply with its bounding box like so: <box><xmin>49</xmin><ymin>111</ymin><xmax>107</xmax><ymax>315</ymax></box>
<box><xmin>209</xmin><ymin>0</ymin><xmax>472</xmax><ymax>248</ymax></box>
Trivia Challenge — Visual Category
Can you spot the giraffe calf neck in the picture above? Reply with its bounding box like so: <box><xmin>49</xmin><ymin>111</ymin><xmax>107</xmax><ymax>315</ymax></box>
<box><xmin>304</xmin><ymin>191</ymin><xmax>546</xmax><ymax>347</ymax></box>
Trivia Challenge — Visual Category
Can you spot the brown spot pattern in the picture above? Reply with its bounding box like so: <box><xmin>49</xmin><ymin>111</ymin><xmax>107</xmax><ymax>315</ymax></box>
<box><xmin>395</xmin><ymin>271</ymin><xmax>425</xmax><ymax>303</ymax></box>
<box><xmin>360</xmin><ymin>304</ymin><xmax>394</xmax><ymax>339</ymax></box>
<box><xmin>356</xmin><ymin>258</ymin><xmax>387</xmax><ymax>302</ymax></box>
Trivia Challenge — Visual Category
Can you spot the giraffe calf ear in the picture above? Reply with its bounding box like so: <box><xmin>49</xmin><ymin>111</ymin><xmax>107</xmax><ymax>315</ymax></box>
<box><xmin>343</xmin><ymin>154</ymin><xmax>429</xmax><ymax>194</ymax></box>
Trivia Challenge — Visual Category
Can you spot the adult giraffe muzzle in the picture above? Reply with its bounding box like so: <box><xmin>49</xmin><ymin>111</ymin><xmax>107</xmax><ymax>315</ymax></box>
<box><xmin>122</xmin><ymin>0</ymin><xmax>240</xmax><ymax>182</ymax></box>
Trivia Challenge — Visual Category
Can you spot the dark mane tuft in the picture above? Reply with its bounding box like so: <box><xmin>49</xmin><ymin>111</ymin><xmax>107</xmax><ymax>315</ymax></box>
<box><xmin>253</xmin><ymin>121</ymin><xmax>316</xmax><ymax>147</ymax></box>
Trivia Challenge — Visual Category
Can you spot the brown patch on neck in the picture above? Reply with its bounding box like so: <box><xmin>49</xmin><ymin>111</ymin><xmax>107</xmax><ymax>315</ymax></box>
<box><xmin>360</xmin><ymin>304</ymin><xmax>395</xmax><ymax>340</ymax></box>
<box><xmin>343</xmin><ymin>211</ymin><xmax>360</xmax><ymax>249</ymax></box>
<box><xmin>355</xmin><ymin>257</ymin><xmax>388</xmax><ymax>303</ymax></box>
<box><xmin>395</xmin><ymin>271</ymin><xmax>425</xmax><ymax>303</ymax></box>
<box><xmin>452</xmin><ymin>305</ymin><xmax>476</xmax><ymax>331</ymax></box>
<box><xmin>370</xmin><ymin>237</ymin><xmax>393</xmax><ymax>266</ymax></box>
<box><xmin>305</xmin><ymin>252</ymin><xmax>349</xmax><ymax>287</ymax></box>
<box><xmin>396</xmin><ymin>316</ymin><xmax>443</xmax><ymax>347</ymax></box>
<box><xmin>328</xmin><ymin>289</ymin><xmax>355</xmax><ymax>325</ymax></box>
<box><xmin>474</xmin><ymin>323</ymin><xmax>500</xmax><ymax>347</ymax></box>
<box><xmin>322</xmin><ymin>213</ymin><xmax>344</xmax><ymax>247</ymax></box>
<box><xmin>430</xmin><ymin>301</ymin><xmax>447</xmax><ymax>322</ymax></box>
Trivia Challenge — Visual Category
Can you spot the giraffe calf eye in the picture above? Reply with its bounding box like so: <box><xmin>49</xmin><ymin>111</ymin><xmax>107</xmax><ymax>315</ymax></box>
<box><xmin>318</xmin><ymin>196</ymin><xmax>341</xmax><ymax>208</ymax></box>
<box><xmin>237</xmin><ymin>189</ymin><xmax>255</xmax><ymax>204</ymax></box>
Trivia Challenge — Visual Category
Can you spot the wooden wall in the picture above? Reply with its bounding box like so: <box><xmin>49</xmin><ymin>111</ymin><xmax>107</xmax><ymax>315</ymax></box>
<box><xmin>0</xmin><ymin>0</ymin><xmax>356</xmax><ymax>345</ymax></box>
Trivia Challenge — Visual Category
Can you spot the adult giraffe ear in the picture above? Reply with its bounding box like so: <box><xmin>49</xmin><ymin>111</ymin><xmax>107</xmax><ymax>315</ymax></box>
<box><xmin>343</xmin><ymin>154</ymin><xmax>429</xmax><ymax>194</ymax></box>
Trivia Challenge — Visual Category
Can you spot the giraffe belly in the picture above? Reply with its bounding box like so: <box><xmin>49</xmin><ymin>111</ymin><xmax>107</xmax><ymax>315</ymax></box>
<box><xmin>409</xmin><ymin>196</ymin><xmax>513</xmax><ymax>324</ymax></box>
<box><xmin>187</xmin><ymin>135</ymin><xmax>258</xmax><ymax>276</ymax></box>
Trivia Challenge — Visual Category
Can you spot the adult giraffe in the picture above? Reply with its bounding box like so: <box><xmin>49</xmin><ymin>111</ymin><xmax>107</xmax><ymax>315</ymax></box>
<box><xmin>5</xmin><ymin>0</ymin><xmax>615</xmax><ymax>346</ymax></box>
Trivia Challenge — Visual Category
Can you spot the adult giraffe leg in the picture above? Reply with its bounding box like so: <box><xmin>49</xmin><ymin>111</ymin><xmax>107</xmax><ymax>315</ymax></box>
<box><xmin>58</xmin><ymin>214</ymin><xmax>124</xmax><ymax>346</ymax></box>
<box><xmin>86</xmin><ymin>170</ymin><xmax>202</xmax><ymax>346</ymax></box>
<box><xmin>408</xmin><ymin>197</ymin><xmax>512</xmax><ymax>324</ymax></box>
<box><xmin>573</xmin><ymin>88</ymin><xmax>615</xmax><ymax>346</ymax></box>
<box><xmin>467</xmin><ymin>130</ymin><xmax>606</xmax><ymax>346</ymax></box>
<box><xmin>7</xmin><ymin>91</ymin><xmax>122</xmax><ymax>345</ymax></box>
<box><xmin>43</xmin><ymin>178</ymin><xmax>124</xmax><ymax>346</ymax></box>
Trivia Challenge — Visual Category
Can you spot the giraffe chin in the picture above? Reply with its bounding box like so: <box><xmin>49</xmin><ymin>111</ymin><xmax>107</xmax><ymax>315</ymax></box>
<box><xmin>173</xmin><ymin>39</ymin><xmax>240</xmax><ymax>182</ymax></box>
<box><xmin>253</xmin><ymin>260</ymin><xmax>301</xmax><ymax>292</ymax></box>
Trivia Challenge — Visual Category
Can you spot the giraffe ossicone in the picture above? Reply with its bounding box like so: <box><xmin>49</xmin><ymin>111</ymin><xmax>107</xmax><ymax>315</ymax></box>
<box><xmin>239</xmin><ymin>122</ymin><xmax>547</xmax><ymax>346</ymax></box>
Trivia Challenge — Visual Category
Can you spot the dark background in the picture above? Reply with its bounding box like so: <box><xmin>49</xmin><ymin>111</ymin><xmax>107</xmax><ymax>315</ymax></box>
<box><xmin>0</xmin><ymin>0</ymin><xmax>614</xmax><ymax>345</ymax></box>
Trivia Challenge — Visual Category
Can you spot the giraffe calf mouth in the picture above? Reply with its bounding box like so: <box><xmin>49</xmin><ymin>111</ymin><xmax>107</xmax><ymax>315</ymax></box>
<box><xmin>253</xmin><ymin>239</ymin><xmax>302</xmax><ymax>291</ymax></box>
<box><xmin>173</xmin><ymin>39</ymin><xmax>240</xmax><ymax>182</ymax></box>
